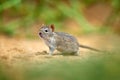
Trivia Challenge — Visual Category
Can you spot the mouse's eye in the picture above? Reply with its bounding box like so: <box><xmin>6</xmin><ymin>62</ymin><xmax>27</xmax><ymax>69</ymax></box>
<box><xmin>45</xmin><ymin>30</ymin><xmax>48</xmax><ymax>32</ymax></box>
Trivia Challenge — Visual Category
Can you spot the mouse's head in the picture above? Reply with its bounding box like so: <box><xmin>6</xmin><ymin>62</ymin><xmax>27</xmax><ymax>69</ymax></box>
<box><xmin>39</xmin><ymin>24</ymin><xmax>55</xmax><ymax>39</ymax></box>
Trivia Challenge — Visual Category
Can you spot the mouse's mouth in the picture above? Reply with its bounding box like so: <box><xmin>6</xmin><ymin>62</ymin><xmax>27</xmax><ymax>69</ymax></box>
<box><xmin>39</xmin><ymin>32</ymin><xmax>43</xmax><ymax>38</ymax></box>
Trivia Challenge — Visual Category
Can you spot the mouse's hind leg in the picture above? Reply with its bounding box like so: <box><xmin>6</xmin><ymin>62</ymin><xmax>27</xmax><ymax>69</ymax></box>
<box><xmin>75</xmin><ymin>50</ymin><xmax>80</xmax><ymax>56</ymax></box>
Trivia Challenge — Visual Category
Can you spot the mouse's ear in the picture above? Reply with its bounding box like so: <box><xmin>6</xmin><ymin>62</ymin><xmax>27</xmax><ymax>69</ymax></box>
<box><xmin>50</xmin><ymin>24</ymin><xmax>55</xmax><ymax>32</ymax></box>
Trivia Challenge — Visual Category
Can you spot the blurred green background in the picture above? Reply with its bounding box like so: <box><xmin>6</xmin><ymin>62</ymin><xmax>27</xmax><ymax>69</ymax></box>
<box><xmin>0</xmin><ymin>0</ymin><xmax>120</xmax><ymax>37</ymax></box>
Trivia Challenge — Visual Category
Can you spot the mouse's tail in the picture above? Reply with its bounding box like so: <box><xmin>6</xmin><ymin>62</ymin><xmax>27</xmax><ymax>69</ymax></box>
<box><xmin>79</xmin><ymin>44</ymin><xmax>101</xmax><ymax>52</ymax></box>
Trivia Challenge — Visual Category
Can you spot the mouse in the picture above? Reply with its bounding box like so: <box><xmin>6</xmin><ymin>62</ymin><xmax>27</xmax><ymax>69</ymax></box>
<box><xmin>39</xmin><ymin>24</ymin><xmax>100</xmax><ymax>56</ymax></box>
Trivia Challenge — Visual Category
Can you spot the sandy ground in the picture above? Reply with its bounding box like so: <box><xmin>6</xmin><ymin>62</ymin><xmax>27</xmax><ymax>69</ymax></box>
<box><xmin>0</xmin><ymin>35</ymin><xmax>119</xmax><ymax>66</ymax></box>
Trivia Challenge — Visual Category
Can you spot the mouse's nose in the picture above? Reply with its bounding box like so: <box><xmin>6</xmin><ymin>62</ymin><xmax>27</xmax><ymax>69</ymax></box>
<box><xmin>39</xmin><ymin>32</ymin><xmax>43</xmax><ymax>38</ymax></box>
<box><xmin>39</xmin><ymin>32</ymin><xmax>41</xmax><ymax>35</ymax></box>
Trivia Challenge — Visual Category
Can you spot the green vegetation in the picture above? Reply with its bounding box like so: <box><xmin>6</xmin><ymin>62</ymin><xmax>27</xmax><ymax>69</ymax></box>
<box><xmin>24</xmin><ymin>53</ymin><xmax>120</xmax><ymax>80</ymax></box>
<box><xmin>0</xmin><ymin>0</ymin><xmax>120</xmax><ymax>36</ymax></box>
<box><xmin>0</xmin><ymin>50</ymin><xmax>120</xmax><ymax>80</ymax></box>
